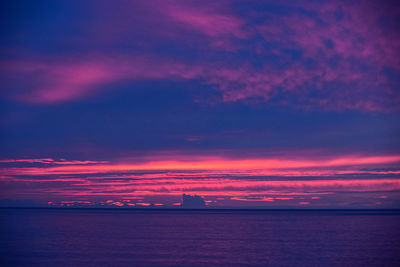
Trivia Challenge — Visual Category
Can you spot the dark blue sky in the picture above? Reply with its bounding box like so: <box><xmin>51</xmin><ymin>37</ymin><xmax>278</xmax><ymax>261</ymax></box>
<box><xmin>0</xmin><ymin>0</ymin><xmax>399</xmax><ymax>208</ymax></box>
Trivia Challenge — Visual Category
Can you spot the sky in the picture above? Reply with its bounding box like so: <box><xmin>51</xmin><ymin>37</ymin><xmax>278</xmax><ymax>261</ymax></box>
<box><xmin>0</xmin><ymin>0</ymin><xmax>399</xmax><ymax>208</ymax></box>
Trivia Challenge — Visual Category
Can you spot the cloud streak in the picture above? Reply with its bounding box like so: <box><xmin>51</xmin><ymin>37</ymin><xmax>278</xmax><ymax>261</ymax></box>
<box><xmin>1</xmin><ymin>56</ymin><xmax>202</xmax><ymax>104</ymax></box>
<box><xmin>2</xmin><ymin>154</ymin><xmax>399</xmax><ymax>175</ymax></box>
<box><xmin>1</xmin><ymin>152</ymin><xmax>399</xmax><ymax>207</ymax></box>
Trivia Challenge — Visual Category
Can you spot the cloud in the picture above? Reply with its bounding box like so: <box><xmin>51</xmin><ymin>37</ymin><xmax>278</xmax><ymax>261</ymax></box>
<box><xmin>2</xmin><ymin>154</ymin><xmax>399</xmax><ymax>176</ymax></box>
<box><xmin>0</xmin><ymin>158</ymin><xmax>54</xmax><ymax>164</ymax></box>
<box><xmin>1</xmin><ymin>0</ymin><xmax>398</xmax><ymax>111</ymax></box>
<box><xmin>0</xmin><ymin>158</ymin><xmax>108</xmax><ymax>165</ymax></box>
<box><xmin>160</xmin><ymin>0</ymin><xmax>248</xmax><ymax>49</ymax></box>
<box><xmin>3</xmin><ymin>55</ymin><xmax>396</xmax><ymax>111</ymax></box>
<box><xmin>1</xmin><ymin>153</ymin><xmax>399</xmax><ymax>208</ymax></box>
<box><xmin>163</xmin><ymin>2</ymin><xmax>246</xmax><ymax>38</ymax></box>
<box><xmin>208</xmin><ymin>1</ymin><xmax>400</xmax><ymax>111</ymax></box>
<box><xmin>1</xmin><ymin>56</ymin><xmax>202</xmax><ymax>104</ymax></box>
<box><xmin>181</xmin><ymin>193</ymin><xmax>206</xmax><ymax>208</ymax></box>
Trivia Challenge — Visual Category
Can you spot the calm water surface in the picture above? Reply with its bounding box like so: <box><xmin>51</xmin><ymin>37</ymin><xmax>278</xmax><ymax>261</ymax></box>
<box><xmin>1</xmin><ymin>209</ymin><xmax>399</xmax><ymax>266</ymax></box>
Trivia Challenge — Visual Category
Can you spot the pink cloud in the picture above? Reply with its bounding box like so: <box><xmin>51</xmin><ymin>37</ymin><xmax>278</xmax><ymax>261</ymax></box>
<box><xmin>275</xmin><ymin>197</ymin><xmax>294</xmax><ymax>200</ymax></box>
<box><xmin>1</xmin><ymin>153</ymin><xmax>399</xmax><ymax>206</ymax></box>
<box><xmin>86</xmin><ymin>0</ymin><xmax>248</xmax><ymax>49</ymax></box>
<box><xmin>164</xmin><ymin>3</ymin><xmax>246</xmax><ymax>39</ymax></box>
<box><xmin>1</xmin><ymin>1</ymin><xmax>398</xmax><ymax>111</ymax></box>
<box><xmin>90</xmin><ymin>178</ymin><xmax>400</xmax><ymax>194</ymax></box>
<box><xmin>111</xmin><ymin>201</ymin><xmax>124</xmax><ymax>207</ymax></box>
<box><xmin>21</xmin><ymin>178</ymin><xmax>400</xmax><ymax>200</ymax></box>
<box><xmin>246</xmin><ymin>1</ymin><xmax>400</xmax><ymax>111</ymax></box>
<box><xmin>231</xmin><ymin>197</ymin><xmax>274</xmax><ymax>202</ymax></box>
<box><xmin>257</xmin><ymin>1</ymin><xmax>400</xmax><ymax>70</ymax></box>
<box><xmin>204</xmin><ymin>60</ymin><xmax>397</xmax><ymax>112</ymax></box>
<box><xmin>2</xmin><ymin>154</ymin><xmax>399</xmax><ymax>176</ymax></box>
<box><xmin>2</xmin><ymin>56</ymin><xmax>202</xmax><ymax>104</ymax></box>
<box><xmin>135</xmin><ymin>202</ymin><xmax>151</xmax><ymax>206</ymax></box>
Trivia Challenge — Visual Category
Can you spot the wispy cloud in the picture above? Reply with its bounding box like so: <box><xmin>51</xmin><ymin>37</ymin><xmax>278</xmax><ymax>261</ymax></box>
<box><xmin>1</xmin><ymin>152</ymin><xmax>399</xmax><ymax>207</ymax></box>
<box><xmin>1</xmin><ymin>1</ymin><xmax>398</xmax><ymax>111</ymax></box>
<box><xmin>0</xmin><ymin>158</ymin><xmax>108</xmax><ymax>165</ymax></box>
<box><xmin>1</xmin><ymin>56</ymin><xmax>202</xmax><ymax>104</ymax></box>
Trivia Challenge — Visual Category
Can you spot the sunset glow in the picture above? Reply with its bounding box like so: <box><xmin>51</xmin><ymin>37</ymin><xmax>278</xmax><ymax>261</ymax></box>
<box><xmin>0</xmin><ymin>0</ymin><xmax>399</xmax><ymax>208</ymax></box>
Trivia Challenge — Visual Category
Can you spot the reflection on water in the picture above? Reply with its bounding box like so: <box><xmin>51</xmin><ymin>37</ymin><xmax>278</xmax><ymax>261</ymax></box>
<box><xmin>1</xmin><ymin>209</ymin><xmax>400</xmax><ymax>266</ymax></box>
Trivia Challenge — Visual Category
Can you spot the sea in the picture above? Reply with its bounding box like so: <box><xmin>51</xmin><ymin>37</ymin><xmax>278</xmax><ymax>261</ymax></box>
<box><xmin>1</xmin><ymin>208</ymin><xmax>399</xmax><ymax>266</ymax></box>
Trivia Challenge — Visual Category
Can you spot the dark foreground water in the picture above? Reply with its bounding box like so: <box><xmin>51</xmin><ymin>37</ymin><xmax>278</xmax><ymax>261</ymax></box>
<box><xmin>1</xmin><ymin>209</ymin><xmax>400</xmax><ymax>266</ymax></box>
